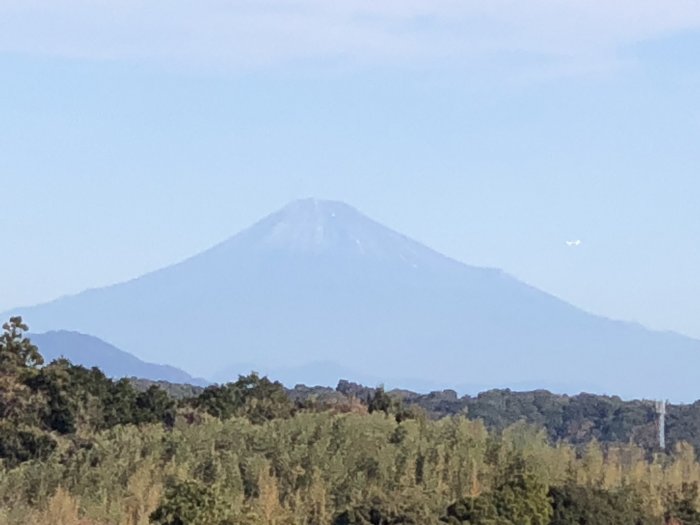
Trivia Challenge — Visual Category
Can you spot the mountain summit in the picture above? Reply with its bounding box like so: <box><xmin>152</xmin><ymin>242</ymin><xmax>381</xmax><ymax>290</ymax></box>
<box><xmin>241</xmin><ymin>198</ymin><xmax>398</xmax><ymax>255</ymax></box>
<box><xmin>7</xmin><ymin>199</ymin><xmax>700</xmax><ymax>400</ymax></box>
<box><xmin>200</xmin><ymin>198</ymin><xmax>472</xmax><ymax>270</ymax></box>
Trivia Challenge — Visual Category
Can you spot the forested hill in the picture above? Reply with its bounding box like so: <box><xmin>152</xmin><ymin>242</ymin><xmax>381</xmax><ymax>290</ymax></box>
<box><xmin>4</xmin><ymin>316</ymin><xmax>700</xmax><ymax>524</ymax></box>
<box><xmin>29</xmin><ymin>330</ymin><xmax>690</xmax><ymax>455</ymax></box>
<box><xmin>133</xmin><ymin>377</ymin><xmax>699</xmax><ymax>456</ymax></box>
<box><xmin>291</xmin><ymin>381</ymin><xmax>700</xmax><ymax>455</ymax></box>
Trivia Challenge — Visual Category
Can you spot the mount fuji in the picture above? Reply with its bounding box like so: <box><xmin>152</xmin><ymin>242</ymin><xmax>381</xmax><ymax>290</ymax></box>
<box><xmin>7</xmin><ymin>199</ymin><xmax>700</xmax><ymax>400</ymax></box>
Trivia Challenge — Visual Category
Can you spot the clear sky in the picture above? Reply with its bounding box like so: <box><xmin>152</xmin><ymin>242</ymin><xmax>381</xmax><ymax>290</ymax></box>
<box><xmin>1</xmin><ymin>1</ymin><xmax>699</xmax><ymax>339</ymax></box>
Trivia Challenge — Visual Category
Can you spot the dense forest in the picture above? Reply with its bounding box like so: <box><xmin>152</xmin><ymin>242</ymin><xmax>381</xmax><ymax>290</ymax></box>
<box><xmin>3</xmin><ymin>316</ymin><xmax>700</xmax><ymax>524</ymax></box>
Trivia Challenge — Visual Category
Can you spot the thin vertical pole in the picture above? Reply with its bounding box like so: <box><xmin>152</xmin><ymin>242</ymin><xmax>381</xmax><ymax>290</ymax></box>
<box><xmin>656</xmin><ymin>400</ymin><xmax>666</xmax><ymax>450</ymax></box>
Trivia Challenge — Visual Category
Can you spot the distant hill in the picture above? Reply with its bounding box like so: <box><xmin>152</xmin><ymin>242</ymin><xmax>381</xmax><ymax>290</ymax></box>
<box><xmin>290</xmin><ymin>380</ymin><xmax>700</xmax><ymax>456</ymax></box>
<box><xmin>8</xmin><ymin>198</ymin><xmax>700</xmax><ymax>400</ymax></box>
<box><xmin>30</xmin><ymin>331</ymin><xmax>207</xmax><ymax>386</ymax></box>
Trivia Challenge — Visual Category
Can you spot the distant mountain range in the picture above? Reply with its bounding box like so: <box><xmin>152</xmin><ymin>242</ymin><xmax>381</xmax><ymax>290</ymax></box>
<box><xmin>7</xmin><ymin>198</ymin><xmax>700</xmax><ymax>400</ymax></box>
<box><xmin>30</xmin><ymin>331</ymin><xmax>207</xmax><ymax>386</ymax></box>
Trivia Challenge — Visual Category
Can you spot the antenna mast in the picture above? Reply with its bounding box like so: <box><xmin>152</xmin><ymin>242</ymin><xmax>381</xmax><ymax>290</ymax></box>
<box><xmin>655</xmin><ymin>400</ymin><xmax>667</xmax><ymax>450</ymax></box>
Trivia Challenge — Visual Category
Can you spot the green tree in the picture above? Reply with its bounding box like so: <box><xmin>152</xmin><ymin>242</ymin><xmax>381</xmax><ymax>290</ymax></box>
<box><xmin>550</xmin><ymin>484</ymin><xmax>655</xmax><ymax>525</ymax></box>
<box><xmin>441</xmin><ymin>495</ymin><xmax>498</xmax><ymax>524</ymax></box>
<box><xmin>135</xmin><ymin>385</ymin><xmax>176</xmax><ymax>427</ymax></box>
<box><xmin>150</xmin><ymin>479</ymin><xmax>233</xmax><ymax>525</ymax></box>
<box><xmin>0</xmin><ymin>423</ymin><xmax>56</xmax><ymax>467</ymax></box>
<box><xmin>191</xmin><ymin>373</ymin><xmax>293</xmax><ymax>424</ymax></box>
<box><xmin>444</xmin><ymin>456</ymin><xmax>551</xmax><ymax>525</ymax></box>
<box><xmin>0</xmin><ymin>316</ymin><xmax>45</xmax><ymax>424</ymax></box>
<box><xmin>0</xmin><ymin>316</ymin><xmax>43</xmax><ymax>373</ymax></box>
<box><xmin>491</xmin><ymin>456</ymin><xmax>552</xmax><ymax>525</ymax></box>
<box><xmin>26</xmin><ymin>358</ymin><xmax>78</xmax><ymax>434</ymax></box>
<box><xmin>0</xmin><ymin>317</ymin><xmax>56</xmax><ymax>466</ymax></box>
<box><xmin>367</xmin><ymin>387</ymin><xmax>392</xmax><ymax>416</ymax></box>
<box><xmin>665</xmin><ymin>482</ymin><xmax>700</xmax><ymax>525</ymax></box>
<box><xmin>333</xmin><ymin>494</ymin><xmax>427</xmax><ymax>524</ymax></box>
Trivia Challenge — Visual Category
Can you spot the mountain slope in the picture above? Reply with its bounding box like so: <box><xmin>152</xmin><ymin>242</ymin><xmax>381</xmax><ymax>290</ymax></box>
<box><xmin>7</xmin><ymin>199</ymin><xmax>700</xmax><ymax>400</ymax></box>
<box><xmin>30</xmin><ymin>331</ymin><xmax>207</xmax><ymax>386</ymax></box>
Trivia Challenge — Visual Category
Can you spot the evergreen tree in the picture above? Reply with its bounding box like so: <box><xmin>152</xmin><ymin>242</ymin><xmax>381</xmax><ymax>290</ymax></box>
<box><xmin>191</xmin><ymin>373</ymin><xmax>293</xmax><ymax>423</ymax></box>
<box><xmin>0</xmin><ymin>316</ymin><xmax>43</xmax><ymax>372</ymax></box>
<box><xmin>367</xmin><ymin>387</ymin><xmax>392</xmax><ymax>416</ymax></box>
<box><xmin>150</xmin><ymin>480</ymin><xmax>234</xmax><ymax>525</ymax></box>
<box><xmin>550</xmin><ymin>484</ymin><xmax>655</xmax><ymax>525</ymax></box>
<box><xmin>441</xmin><ymin>495</ymin><xmax>498</xmax><ymax>524</ymax></box>
<box><xmin>135</xmin><ymin>385</ymin><xmax>176</xmax><ymax>427</ymax></box>
<box><xmin>490</xmin><ymin>456</ymin><xmax>552</xmax><ymax>525</ymax></box>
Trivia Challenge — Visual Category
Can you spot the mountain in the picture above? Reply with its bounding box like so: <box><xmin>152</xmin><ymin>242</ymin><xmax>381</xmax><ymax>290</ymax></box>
<box><xmin>7</xmin><ymin>198</ymin><xmax>700</xmax><ymax>400</ymax></box>
<box><xmin>30</xmin><ymin>331</ymin><xmax>207</xmax><ymax>386</ymax></box>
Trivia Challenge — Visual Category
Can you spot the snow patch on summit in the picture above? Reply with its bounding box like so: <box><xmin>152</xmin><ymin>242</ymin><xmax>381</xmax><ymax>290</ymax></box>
<box><xmin>234</xmin><ymin>198</ymin><xmax>452</xmax><ymax>268</ymax></box>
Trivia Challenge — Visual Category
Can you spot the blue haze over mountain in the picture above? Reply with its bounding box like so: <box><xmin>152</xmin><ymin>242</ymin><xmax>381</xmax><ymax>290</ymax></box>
<box><xmin>30</xmin><ymin>331</ymin><xmax>207</xmax><ymax>386</ymax></box>
<box><xmin>8</xmin><ymin>199</ymin><xmax>700</xmax><ymax>400</ymax></box>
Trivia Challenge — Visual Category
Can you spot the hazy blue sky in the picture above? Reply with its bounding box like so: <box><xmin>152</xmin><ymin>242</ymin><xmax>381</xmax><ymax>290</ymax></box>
<box><xmin>2</xmin><ymin>1</ymin><xmax>699</xmax><ymax>338</ymax></box>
